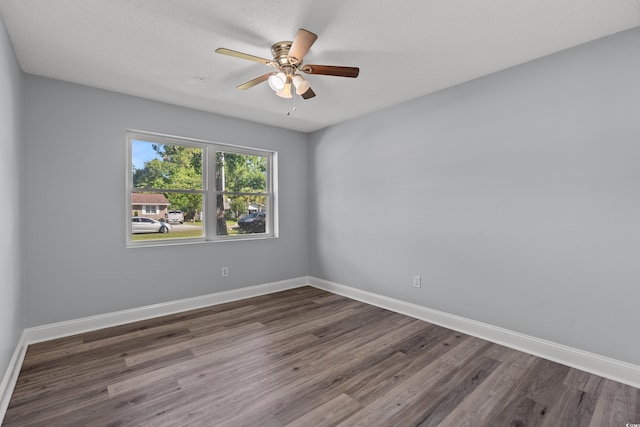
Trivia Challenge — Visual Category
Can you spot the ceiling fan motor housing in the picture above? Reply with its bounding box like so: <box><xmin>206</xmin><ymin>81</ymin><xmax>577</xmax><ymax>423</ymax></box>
<box><xmin>271</xmin><ymin>41</ymin><xmax>298</xmax><ymax>74</ymax></box>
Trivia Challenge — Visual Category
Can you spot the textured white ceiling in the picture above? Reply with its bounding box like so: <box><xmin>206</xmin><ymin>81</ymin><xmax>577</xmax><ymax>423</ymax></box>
<box><xmin>1</xmin><ymin>0</ymin><xmax>639</xmax><ymax>132</ymax></box>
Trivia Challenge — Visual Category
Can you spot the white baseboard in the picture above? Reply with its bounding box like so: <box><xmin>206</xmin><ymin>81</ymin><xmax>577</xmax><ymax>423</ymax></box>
<box><xmin>24</xmin><ymin>277</ymin><xmax>308</xmax><ymax>344</ymax></box>
<box><xmin>0</xmin><ymin>331</ymin><xmax>27</xmax><ymax>423</ymax></box>
<box><xmin>308</xmin><ymin>276</ymin><xmax>640</xmax><ymax>389</ymax></box>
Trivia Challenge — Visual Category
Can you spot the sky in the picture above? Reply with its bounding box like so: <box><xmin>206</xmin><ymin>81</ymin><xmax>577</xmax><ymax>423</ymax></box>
<box><xmin>131</xmin><ymin>140</ymin><xmax>159</xmax><ymax>170</ymax></box>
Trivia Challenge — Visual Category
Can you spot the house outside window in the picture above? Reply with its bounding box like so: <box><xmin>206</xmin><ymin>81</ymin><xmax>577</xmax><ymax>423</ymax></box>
<box><xmin>127</xmin><ymin>130</ymin><xmax>277</xmax><ymax>246</ymax></box>
<box><xmin>132</xmin><ymin>194</ymin><xmax>169</xmax><ymax>220</ymax></box>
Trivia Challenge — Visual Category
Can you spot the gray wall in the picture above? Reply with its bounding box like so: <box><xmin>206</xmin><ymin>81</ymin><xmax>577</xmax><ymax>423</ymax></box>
<box><xmin>10</xmin><ymin>22</ymin><xmax>640</xmax><ymax>369</ymax></box>
<box><xmin>0</xmin><ymin>18</ymin><xmax>24</xmax><ymax>377</ymax></box>
<box><xmin>309</xmin><ymin>28</ymin><xmax>640</xmax><ymax>365</ymax></box>
<box><xmin>23</xmin><ymin>76</ymin><xmax>309</xmax><ymax>327</ymax></box>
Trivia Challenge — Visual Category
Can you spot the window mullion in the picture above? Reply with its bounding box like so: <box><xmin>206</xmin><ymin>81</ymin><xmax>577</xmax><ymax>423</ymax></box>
<box><xmin>133</xmin><ymin>188</ymin><xmax>203</xmax><ymax>195</ymax></box>
<box><xmin>204</xmin><ymin>147</ymin><xmax>217</xmax><ymax>240</ymax></box>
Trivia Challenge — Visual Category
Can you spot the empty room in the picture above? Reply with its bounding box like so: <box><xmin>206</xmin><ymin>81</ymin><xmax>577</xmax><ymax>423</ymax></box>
<box><xmin>1</xmin><ymin>1</ymin><xmax>639</xmax><ymax>425</ymax></box>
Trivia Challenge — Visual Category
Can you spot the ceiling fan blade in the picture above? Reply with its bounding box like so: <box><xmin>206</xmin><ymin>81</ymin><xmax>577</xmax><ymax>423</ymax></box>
<box><xmin>215</xmin><ymin>48</ymin><xmax>276</xmax><ymax>67</ymax></box>
<box><xmin>300</xmin><ymin>65</ymin><xmax>359</xmax><ymax>78</ymax></box>
<box><xmin>301</xmin><ymin>87</ymin><xmax>316</xmax><ymax>100</ymax></box>
<box><xmin>287</xmin><ymin>29</ymin><xmax>317</xmax><ymax>65</ymax></box>
<box><xmin>236</xmin><ymin>73</ymin><xmax>273</xmax><ymax>90</ymax></box>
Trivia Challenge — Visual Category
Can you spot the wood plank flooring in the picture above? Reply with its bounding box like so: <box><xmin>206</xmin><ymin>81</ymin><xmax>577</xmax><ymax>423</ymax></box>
<box><xmin>3</xmin><ymin>286</ymin><xmax>639</xmax><ymax>426</ymax></box>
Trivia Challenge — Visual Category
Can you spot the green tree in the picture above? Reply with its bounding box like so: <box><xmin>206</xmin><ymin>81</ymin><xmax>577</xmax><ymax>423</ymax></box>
<box><xmin>219</xmin><ymin>152</ymin><xmax>266</xmax><ymax>194</ymax></box>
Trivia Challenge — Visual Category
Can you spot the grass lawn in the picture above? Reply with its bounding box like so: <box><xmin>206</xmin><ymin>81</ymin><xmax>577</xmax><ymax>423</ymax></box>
<box><xmin>131</xmin><ymin>220</ymin><xmax>239</xmax><ymax>241</ymax></box>
<box><xmin>132</xmin><ymin>229</ymin><xmax>203</xmax><ymax>241</ymax></box>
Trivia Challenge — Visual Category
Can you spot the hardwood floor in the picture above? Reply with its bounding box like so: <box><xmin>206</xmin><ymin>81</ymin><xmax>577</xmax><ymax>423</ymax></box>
<box><xmin>3</xmin><ymin>286</ymin><xmax>639</xmax><ymax>426</ymax></box>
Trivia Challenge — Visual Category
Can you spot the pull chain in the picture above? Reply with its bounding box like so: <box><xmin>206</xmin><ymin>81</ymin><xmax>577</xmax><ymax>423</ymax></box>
<box><xmin>286</xmin><ymin>84</ymin><xmax>297</xmax><ymax>116</ymax></box>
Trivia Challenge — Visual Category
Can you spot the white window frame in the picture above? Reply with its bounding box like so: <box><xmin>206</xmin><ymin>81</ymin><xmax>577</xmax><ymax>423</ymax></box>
<box><xmin>142</xmin><ymin>205</ymin><xmax>158</xmax><ymax>214</ymax></box>
<box><xmin>126</xmin><ymin>130</ymin><xmax>278</xmax><ymax>247</ymax></box>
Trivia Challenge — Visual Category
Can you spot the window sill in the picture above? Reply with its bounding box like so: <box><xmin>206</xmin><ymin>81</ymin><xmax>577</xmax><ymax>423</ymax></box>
<box><xmin>126</xmin><ymin>234</ymin><xmax>278</xmax><ymax>248</ymax></box>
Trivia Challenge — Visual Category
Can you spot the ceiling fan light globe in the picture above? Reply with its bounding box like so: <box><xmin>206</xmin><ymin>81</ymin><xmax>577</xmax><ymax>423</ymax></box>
<box><xmin>275</xmin><ymin>83</ymin><xmax>292</xmax><ymax>98</ymax></box>
<box><xmin>292</xmin><ymin>75</ymin><xmax>310</xmax><ymax>94</ymax></box>
<box><xmin>268</xmin><ymin>72</ymin><xmax>286</xmax><ymax>91</ymax></box>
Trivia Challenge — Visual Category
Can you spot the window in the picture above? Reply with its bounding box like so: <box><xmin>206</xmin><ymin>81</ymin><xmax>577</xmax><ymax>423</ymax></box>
<box><xmin>143</xmin><ymin>205</ymin><xmax>157</xmax><ymax>214</ymax></box>
<box><xmin>127</xmin><ymin>130</ymin><xmax>277</xmax><ymax>246</ymax></box>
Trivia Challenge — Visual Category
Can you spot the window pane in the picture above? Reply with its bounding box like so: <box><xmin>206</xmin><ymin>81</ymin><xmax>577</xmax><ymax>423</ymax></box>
<box><xmin>131</xmin><ymin>192</ymin><xmax>203</xmax><ymax>241</ymax></box>
<box><xmin>143</xmin><ymin>205</ymin><xmax>157</xmax><ymax>214</ymax></box>
<box><xmin>216</xmin><ymin>152</ymin><xmax>267</xmax><ymax>193</ymax></box>
<box><xmin>133</xmin><ymin>140</ymin><xmax>203</xmax><ymax>190</ymax></box>
<box><xmin>219</xmin><ymin>194</ymin><xmax>267</xmax><ymax>235</ymax></box>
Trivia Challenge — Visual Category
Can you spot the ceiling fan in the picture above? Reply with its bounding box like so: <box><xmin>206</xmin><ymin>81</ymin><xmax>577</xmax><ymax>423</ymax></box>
<box><xmin>215</xmin><ymin>28</ymin><xmax>359</xmax><ymax>100</ymax></box>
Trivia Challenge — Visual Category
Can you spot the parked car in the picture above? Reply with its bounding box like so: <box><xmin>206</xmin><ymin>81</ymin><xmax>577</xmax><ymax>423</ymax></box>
<box><xmin>132</xmin><ymin>217</ymin><xmax>171</xmax><ymax>234</ymax></box>
<box><xmin>237</xmin><ymin>212</ymin><xmax>266</xmax><ymax>233</ymax></box>
<box><xmin>166</xmin><ymin>210</ymin><xmax>184</xmax><ymax>224</ymax></box>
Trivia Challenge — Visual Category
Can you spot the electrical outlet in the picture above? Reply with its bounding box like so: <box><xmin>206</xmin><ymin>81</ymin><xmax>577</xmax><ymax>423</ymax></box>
<box><xmin>221</xmin><ymin>267</ymin><xmax>229</xmax><ymax>278</ymax></box>
<box><xmin>413</xmin><ymin>275</ymin><xmax>421</xmax><ymax>288</ymax></box>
